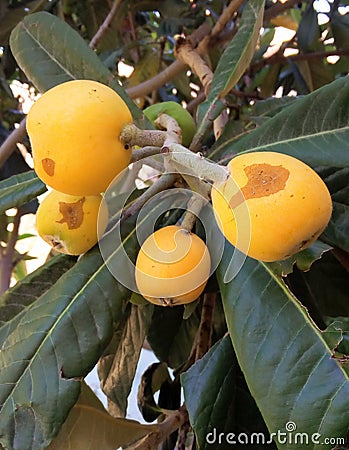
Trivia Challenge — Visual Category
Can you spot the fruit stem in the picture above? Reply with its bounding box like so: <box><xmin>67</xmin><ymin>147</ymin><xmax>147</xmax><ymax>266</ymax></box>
<box><xmin>154</xmin><ymin>113</ymin><xmax>182</xmax><ymax>146</ymax></box>
<box><xmin>120</xmin><ymin>123</ymin><xmax>167</xmax><ymax>148</ymax></box>
<box><xmin>120</xmin><ymin>172</ymin><xmax>178</xmax><ymax>223</ymax></box>
<box><xmin>165</xmin><ymin>143</ymin><xmax>229</xmax><ymax>183</ymax></box>
<box><xmin>181</xmin><ymin>194</ymin><xmax>208</xmax><ymax>232</ymax></box>
<box><xmin>131</xmin><ymin>146</ymin><xmax>162</xmax><ymax>162</ymax></box>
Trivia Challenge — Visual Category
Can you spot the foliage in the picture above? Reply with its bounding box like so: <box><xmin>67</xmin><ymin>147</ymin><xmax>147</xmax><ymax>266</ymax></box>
<box><xmin>0</xmin><ymin>0</ymin><xmax>349</xmax><ymax>449</ymax></box>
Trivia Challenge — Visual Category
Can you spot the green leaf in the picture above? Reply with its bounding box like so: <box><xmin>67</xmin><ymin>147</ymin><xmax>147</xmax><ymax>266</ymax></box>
<box><xmin>9</xmin><ymin>12</ymin><xmax>143</xmax><ymax>123</ymax></box>
<box><xmin>193</xmin><ymin>0</ymin><xmax>264</xmax><ymax>147</ymax></box>
<box><xmin>207</xmin><ymin>0</ymin><xmax>265</xmax><ymax>101</ymax></box>
<box><xmin>297</xmin><ymin>4</ymin><xmax>321</xmax><ymax>52</ymax></box>
<box><xmin>98</xmin><ymin>303</ymin><xmax>153</xmax><ymax>418</ymax></box>
<box><xmin>217</xmin><ymin>243</ymin><xmax>349</xmax><ymax>450</ymax></box>
<box><xmin>47</xmin><ymin>382</ymin><xmax>159</xmax><ymax>450</ymax></box>
<box><xmin>267</xmin><ymin>241</ymin><xmax>332</xmax><ymax>277</ymax></box>
<box><xmin>0</xmin><ymin>0</ymin><xmax>48</xmax><ymax>43</ymax></box>
<box><xmin>0</xmin><ymin>254</ymin><xmax>77</xmax><ymax>326</ymax></box>
<box><xmin>320</xmin><ymin>166</ymin><xmax>349</xmax><ymax>251</ymax></box>
<box><xmin>287</xmin><ymin>251</ymin><xmax>349</xmax><ymax>318</ymax></box>
<box><xmin>182</xmin><ymin>335</ymin><xmax>273</xmax><ymax>450</ymax></box>
<box><xmin>0</xmin><ymin>171</ymin><xmax>46</xmax><ymax>214</ymax></box>
<box><xmin>331</xmin><ymin>11</ymin><xmax>349</xmax><ymax>50</ymax></box>
<box><xmin>147</xmin><ymin>305</ymin><xmax>200</xmax><ymax>369</ymax></box>
<box><xmin>0</xmin><ymin>237</ymin><xmax>133</xmax><ymax>450</ymax></box>
<box><xmin>212</xmin><ymin>75</ymin><xmax>349</xmax><ymax>168</ymax></box>
<box><xmin>322</xmin><ymin>202</ymin><xmax>349</xmax><ymax>252</ymax></box>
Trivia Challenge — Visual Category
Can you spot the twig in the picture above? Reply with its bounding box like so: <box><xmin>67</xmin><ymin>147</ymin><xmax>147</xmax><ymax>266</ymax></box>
<box><xmin>181</xmin><ymin>195</ymin><xmax>207</xmax><ymax>232</ymax></box>
<box><xmin>0</xmin><ymin>119</ymin><xmax>27</xmax><ymax>169</ymax></box>
<box><xmin>0</xmin><ymin>209</ymin><xmax>22</xmax><ymax>295</ymax></box>
<box><xmin>155</xmin><ymin>113</ymin><xmax>182</xmax><ymax>147</ymax></box>
<box><xmin>128</xmin><ymin>405</ymin><xmax>189</xmax><ymax>450</ymax></box>
<box><xmin>165</xmin><ymin>143</ymin><xmax>229</xmax><ymax>183</ymax></box>
<box><xmin>332</xmin><ymin>248</ymin><xmax>349</xmax><ymax>274</ymax></box>
<box><xmin>263</xmin><ymin>0</ymin><xmax>301</xmax><ymax>24</ymax></box>
<box><xmin>251</xmin><ymin>48</ymin><xmax>349</xmax><ymax>73</ymax></box>
<box><xmin>121</xmin><ymin>124</ymin><xmax>167</xmax><ymax>148</ymax></box>
<box><xmin>199</xmin><ymin>0</ymin><xmax>246</xmax><ymax>50</ymax></box>
<box><xmin>89</xmin><ymin>0</ymin><xmax>122</xmax><ymax>50</ymax></box>
<box><xmin>120</xmin><ymin>172</ymin><xmax>178</xmax><ymax>222</ymax></box>
<box><xmin>131</xmin><ymin>146</ymin><xmax>162</xmax><ymax>162</ymax></box>
<box><xmin>195</xmin><ymin>293</ymin><xmax>216</xmax><ymax>360</ymax></box>
<box><xmin>175</xmin><ymin>38</ymin><xmax>213</xmax><ymax>96</ymax></box>
<box><xmin>126</xmin><ymin>23</ymin><xmax>210</xmax><ymax>100</ymax></box>
<box><xmin>213</xmin><ymin>108</ymin><xmax>229</xmax><ymax>140</ymax></box>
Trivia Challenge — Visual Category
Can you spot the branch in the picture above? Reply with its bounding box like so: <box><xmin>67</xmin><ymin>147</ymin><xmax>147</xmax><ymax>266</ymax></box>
<box><xmin>332</xmin><ymin>248</ymin><xmax>349</xmax><ymax>274</ymax></box>
<box><xmin>199</xmin><ymin>0</ymin><xmax>245</xmax><ymax>50</ymax></box>
<box><xmin>89</xmin><ymin>0</ymin><xmax>123</xmax><ymax>50</ymax></box>
<box><xmin>195</xmin><ymin>293</ymin><xmax>216</xmax><ymax>361</ymax></box>
<box><xmin>0</xmin><ymin>209</ymin><xmax>22</xmax><ymax>295</ymax></box>
<box><xmin>252</xmin><ymin>48</ymin><xmax>349</xmax><ymax>72</ymax></box>
<box><xmin>180</xmin><ymin>194</ymin><xmax>207</xmax><ymax>232</ymax></box>
<box><xmin>263</xmin><ymin>0</ymin><xmax>301</xmax><ymax>24</ymax></box>
<box><xmin>0</xmin><ymin>119</ymin><xmax>27</xmax><ymax>169</ymax></box>
<box><xmin>128</xmin><ymin>406</ymin><xmax>189</xmax><ymax>450</ymax></box>
<box><xmin>175</xmin><ymin>38</ymin><xmax>213</xmax><ymax>96</ymax></box>
<box><xmin>120</xmin><ymin>172</ymin><xmax>178</xmax><ymax>223</ymax></box>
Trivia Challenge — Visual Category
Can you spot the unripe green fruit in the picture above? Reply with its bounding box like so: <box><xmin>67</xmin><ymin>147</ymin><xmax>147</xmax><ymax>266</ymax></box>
<box><xmin>143</xmin><ymin>101</ymin><xmax>196</xmax><ymax>147</ymax></box>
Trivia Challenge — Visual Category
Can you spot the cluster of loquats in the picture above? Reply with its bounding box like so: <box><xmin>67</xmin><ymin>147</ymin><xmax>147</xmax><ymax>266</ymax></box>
<box><xmin>27</xmin><ymin>79</ymin><xmax>133</xmax><ymax>255</ymax></box>
<box><xmin>27</xmin><ymin>79</ymin><xmax>333</xmax><ymax>308</ymax></box>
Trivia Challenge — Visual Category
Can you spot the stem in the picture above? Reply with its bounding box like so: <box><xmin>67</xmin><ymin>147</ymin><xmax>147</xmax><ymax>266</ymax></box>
<box><xmin>213</xmin><ymin>108</ymin><xmax>229</xmax><ymax>140</ymax></box>
<box><xmin>89</xmin><ymin>0</ymin><xmax>122</xmax><ymax>50</ymax></box>
<box><xmin>129</xmin><ymin>406</ymin><xmax>189</xmax><ymax>450</ymax></box>
<box><xmin>0</xmin><ymin>210</ymin><xmax>22</xmax><ymax>295</ymax></box>
<box><xmin>332</xmin><ymin>248</ymin><xmax>349</xmax><ymax>274</ymax></box>
<box><xmin>155</xmin><ymin>114</ymin><xmax>182</xmax><ymax>146</ymax></box>
<box><xmin>120</xmin><ymin>173</ymin><xmax>178</xmax><ymax>222</ymax></box>
<box><xmin>167</xmin><ymin>143</ymin><xmax>229</xmax><ymax>183</ymax></box>
<box><xmin>131</xmin><ymin>146</ymin><xmax>162</xmax><ymax>162</ymax></box>
<box><xmin>195</xmin><ymin>293</ymin><xmax>216</xmax><ymax>360</ymax></box>
<box><xmin>120</xmin><ymin>124</ymin><xmax>167</xmax><ymax>148</ymax></box>
<box><xmin>175</xmin><ymin>38</ymin><xmax>213</xmax><ymax>96</ymax></box>
<box><xmin>126</xmin><ymin>23</ymin><xmax>211</xmax><ymax>99</ymax></box>
<box><xmin>263</xmin><ymin>0</ymin><xmax>301</xmax><ymax>24</ymax></box>
<box><xmin>181</xmin><ymin>195</ymin><xmax>207</xmax><ymax>232</ymax></box>
<box><xmin>251</xmin><ymin>48</ymin><xmax>349</xmax><ymax>73</ymax></box>
<box><xmin>0</xmin><ymin>119</ymin><xmax>27</xmax><ymax>169</ymax></box>
<box><xmin>126</xmin><ymin>60</ymin><xmax>186</xmax><ymax>99</ymax></box>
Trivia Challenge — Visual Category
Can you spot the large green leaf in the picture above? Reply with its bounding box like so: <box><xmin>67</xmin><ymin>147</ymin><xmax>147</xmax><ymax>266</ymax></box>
<box><xmin>0</xmin><ymin>171</ymin><xmax>46</xmax><ymax>214</ymax></box>
<box><xmin>147</xmin><ymin>305</ymin><xmax>200</xmax><ymax>369</ymax></box>
<box><xmin>9</xmin><ymin>12</ymin><xmax>143</xmax><ymax>123</ymax></box>
<box><xmin>320</xmin><ymin>167</ymin><xmax>349</xmax><ymax>251</ymax></box>
<box><xmin>207</xmin><ymin>0</ymin><xmax>265</xmax><ymax>102</ymax></box>
<box><xmin>182</xmin><ymin>335</ymin><xmax>274</xmax><ymax>450</ymax></box>
<box><xmin>0</xmin><ymin>254</ymin><xmax>76</xmax><ymax>326</ymax></box>
<box><xmin>0</xmin><ymin>241</ymin><xmax>132</xmax><ymax>449</ymax></box>
<box><xmin>217</xmin><ymin>243</ymin><xmax>349</xmax><ymax>450</ymax></box>
<box><xmin>193</xmin><ymin>0</ymin><xmax>265</xmax><ymax>145</ymax></box>
<box><xmin>210</xmin><ymin>75</ymin><xmax>349</xmax><ymax>168</ymax></box>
